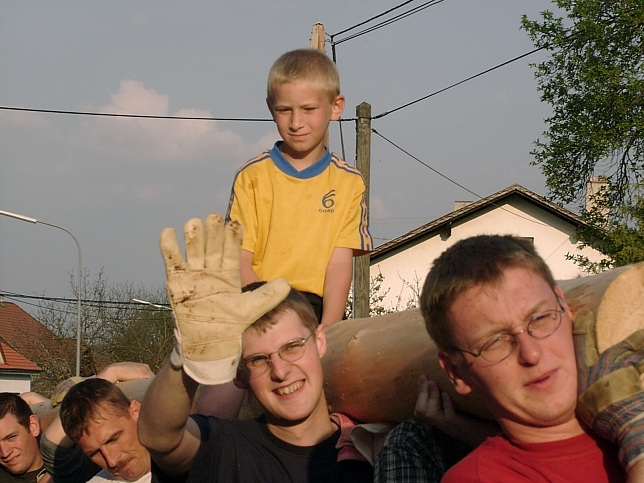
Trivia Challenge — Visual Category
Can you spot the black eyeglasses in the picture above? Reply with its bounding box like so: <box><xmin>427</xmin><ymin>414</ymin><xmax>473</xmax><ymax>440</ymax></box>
<box><xmin>241</xmin><ymin>334</ymin><xmax>313</xmax><ymax>378</ymax></box>
<box><xmin>450</xmin><ymin>292</ymin><xmax>565</xmax><ymax>363</ymax></box>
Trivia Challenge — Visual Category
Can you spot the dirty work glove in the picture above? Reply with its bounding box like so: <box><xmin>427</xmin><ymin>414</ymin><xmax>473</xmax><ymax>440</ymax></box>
<box><xmin>160</xmin><ymin>213</ymin><xmax>290</xmax><ymax>385</ymax></box>
<box><xmin>574</xmin><ymin>309</ymin><xmax>644</xmax><ymax>470</ymax></box>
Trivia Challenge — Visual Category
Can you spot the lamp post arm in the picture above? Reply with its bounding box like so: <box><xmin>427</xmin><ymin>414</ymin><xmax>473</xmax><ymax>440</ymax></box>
<box><xmin>0</xmin><ymin>210</ymin><xmax>83</xmax><ymax>376</ymax></box>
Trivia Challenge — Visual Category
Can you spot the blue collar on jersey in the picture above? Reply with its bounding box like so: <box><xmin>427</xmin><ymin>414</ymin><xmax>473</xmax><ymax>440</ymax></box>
<box><xmin>269</xmin><ymin>141</ymin><xmax>332</xmax><ymax>179</ymax></box>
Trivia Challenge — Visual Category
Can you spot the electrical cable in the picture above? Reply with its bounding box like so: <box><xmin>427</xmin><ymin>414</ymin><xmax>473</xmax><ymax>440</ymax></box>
<box><xmin>373</xmin><ymin>46</ymin><xmax>545</xmax><ymax>120</ymax></box>
<box><xmin>331</xmin><ymin>1</ymin><xmax>444</xmax><ymax>45</ymax></box>
<box><xmin>330</xmin><ymin>0</ymin><xmax>417</xmax><ymax>38</ymax></box>
<box><xmin>0</xmin><ymin>106</ymin><xmax>272</xmax><ymax>122</ymax></box>
<box><xmin>372</xmin><ymin>128</ymin><xmax>550</xmax><ymax>227</ymax></box>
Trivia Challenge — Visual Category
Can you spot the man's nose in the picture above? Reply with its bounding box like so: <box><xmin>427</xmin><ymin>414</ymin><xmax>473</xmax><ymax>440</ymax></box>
<box><xmin>101</xmin><ymin>447</ymin><xmax>120</xmax><ymax>469</ymax></box>
<box><xmin>515</xmin><ymin>331</ymin><xmax>542</xmax><ymax>366</ymax></box>
<box><xmin>0</xmin><ymin>443</ymin><xmax>12</xmax><ymax>459</ymax></box>
<box><xmin>268</xmin><ymin>353</ymin><xmax>292</xmax><ymax>380</ymax></box>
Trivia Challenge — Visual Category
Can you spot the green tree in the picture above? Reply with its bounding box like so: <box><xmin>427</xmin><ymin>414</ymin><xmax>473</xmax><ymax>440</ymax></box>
<box><xmin>32</xmin><ymin>270</ymin><xmax>173</xmax><ymax>395</ymax></box>
<box><xmin>522</xmin><ymin>0</ymin><xmax>644</xmax><ymax>269</ymax></box>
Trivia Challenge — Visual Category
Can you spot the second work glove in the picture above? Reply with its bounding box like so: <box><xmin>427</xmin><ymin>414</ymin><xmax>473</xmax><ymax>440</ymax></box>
<box><xmin>574</xmin><ymin>309</ymin><xmax>644</xmax><ymax>470</ymax></box>
<box><xmin>160</xmin><ymin>213</ymin><xmax>290</xmax><ymax>385</ymax></box>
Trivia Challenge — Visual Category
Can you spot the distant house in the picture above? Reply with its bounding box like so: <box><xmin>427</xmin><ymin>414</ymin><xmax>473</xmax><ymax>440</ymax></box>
<box><xmin>0</xmin><ymin>337</ymin><xmax>41</xmax><ymax>393</ymax></box>
<box><xmin>369</xmin><ymin>184</ymin><xmax>604</xmax><ymax>310</ymax></box>
<box><xmin>0</xmin><ymin>298</ymin><xmax>69</xmax><ymax>393</ymax></box>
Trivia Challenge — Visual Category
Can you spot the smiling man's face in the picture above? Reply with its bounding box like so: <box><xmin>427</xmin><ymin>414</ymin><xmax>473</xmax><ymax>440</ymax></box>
<box><xmin>0</xmin><ymin>412</ymin><xmax>42</xmax><ymax>475</ymax></box>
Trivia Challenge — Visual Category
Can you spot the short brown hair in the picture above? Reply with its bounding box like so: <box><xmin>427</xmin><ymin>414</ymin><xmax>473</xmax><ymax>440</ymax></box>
<box><xmin>0</xmin><ymin>393</ymin><xmax>33</xmax><ymax>430</ymax></box>
<box><xmin>420</xmin><ymin>235</ymin><xmax>556</xmax><ymax>350</ymax></box>
<box><xmin>59</xmin><ymin>378</ymin><xmax>131</xmax><ymax>443</ymax></box>
<box><xmin>267</xmin><ymin>49</ymin><xmax>340</xmax><ymax>103</ymax></box>
<box><xmin>244</xmin><ymin>282</ymin><xmax>318</xmax><ymax>335</ymax></box>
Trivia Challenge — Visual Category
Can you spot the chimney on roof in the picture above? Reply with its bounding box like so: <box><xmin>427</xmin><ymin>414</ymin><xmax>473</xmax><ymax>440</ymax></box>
<box><xmin>454</xmin><ymin>201</ymin><xmax>473</xmax><ymax>211</ymax></box>
<box><xmin>586</xmin><ymin>176</ymin><xmax>609</xmax><ymax>218</ymax></box>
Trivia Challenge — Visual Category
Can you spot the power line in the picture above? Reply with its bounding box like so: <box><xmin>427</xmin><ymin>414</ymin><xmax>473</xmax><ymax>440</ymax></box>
<box><xmin>2</xmin><ymin>47</ymin><xmax>545</xmax><ymax>126</ymax></box>
<box><xmin>330</xmin><ymin>0</ymin><xmax>417</xmax><ymax>38</ymax></box>
<box><xmin>1</xmin><ymin>291</ymin><xmax>170</xmax><ymax>310</ymax></box>
<box><xmin>372</xmin><ymin>46</ymin><xmax>545</xmax><ymax>120</ymax></box>
<box><xmin>0</xmin><ymin>106</ymin><xmax>272</xmax><ymax>122</ymax></box>
<box><xmin>331</xmin><ymin>1</ymin><xmax>445</xmax><ymax>45</ymax></box>
<box><xmin>372</xmin><ymin>128</ymin><xmax>550</xmax><ymax>227</ymax></box>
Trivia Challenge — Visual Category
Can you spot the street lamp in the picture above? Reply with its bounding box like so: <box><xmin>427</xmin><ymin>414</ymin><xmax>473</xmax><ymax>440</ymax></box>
<box><xmin>0</xmin><ymin>209</ymin><xmax>83</xmax><ymax>376</ymax></box>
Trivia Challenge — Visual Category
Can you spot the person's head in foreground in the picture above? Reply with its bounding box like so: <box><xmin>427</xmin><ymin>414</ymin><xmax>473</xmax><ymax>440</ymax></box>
<box><xmin>0</xmin><ymin>393</ymin><xmax>43</xmax><ymax>476</ymax></box>
<box><xmin>59</xmin><ymin>378</ymin><xmax>150</xmax><ymax>482</ymax></box>
<box><xmin>234</xmin><ymin>283</ymin><xmax>329</xmax><ymax>428</ymax></box>
<box><xmin>420</xmin><ymin>235</ymin><xmax>580</xmax><ymax>440</ymax></box>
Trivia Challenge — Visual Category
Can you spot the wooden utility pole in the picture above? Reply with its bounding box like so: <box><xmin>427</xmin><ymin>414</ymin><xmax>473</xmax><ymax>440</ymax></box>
<box><xmin>310</xmin><ymin>22</ymin><xmax>325</xmax><ymax>51</ymax></box>
<box><xmin>310</xmin><ymin>22</ymin><xmax>330</xmax><ymax>147</ymax></box>
<box><xmin>354</xmin><ymin>102</ymin><xmax>371</xmax><ymax>319</ymax></box>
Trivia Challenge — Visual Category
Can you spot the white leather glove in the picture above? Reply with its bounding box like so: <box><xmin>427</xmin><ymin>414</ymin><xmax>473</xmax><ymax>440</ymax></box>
<box><xmin>160</xmin><ymin>213</ymin><xmax>290</xmax><ymax>384</ymax></box>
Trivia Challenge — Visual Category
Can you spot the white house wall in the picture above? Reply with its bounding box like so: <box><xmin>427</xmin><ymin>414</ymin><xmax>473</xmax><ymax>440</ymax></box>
<box><xmin>0</xmin><ymin>374</ymin><xmax>31</xmax><ymax>393</ymax></box>
<box><xmin>370</xmin><ymin>197</ymin><xmax>604</xmax><ymax>310</ymax></box>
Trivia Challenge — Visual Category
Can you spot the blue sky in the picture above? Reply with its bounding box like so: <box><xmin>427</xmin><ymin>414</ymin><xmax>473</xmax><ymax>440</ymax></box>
<box><xmin>0</xmin><ymin>1</ymin><xmax>559</xmax><ymax>311</ymax></box>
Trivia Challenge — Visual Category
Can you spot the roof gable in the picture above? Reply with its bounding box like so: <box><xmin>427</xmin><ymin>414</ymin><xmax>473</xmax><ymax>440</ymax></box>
<box><xmin>371</xmin><ymin>184</ymin><xmax>586</xmax><ymax>262</ymax></box>
<box><xmin>0</xmin><ymin>340</ymin><xmax>42</xmax><ymax>372</ymax></box>
<box><xmin>0</xmin><ymin>300</ymin><xmax>69</xmax><ymax>365</ymax></box>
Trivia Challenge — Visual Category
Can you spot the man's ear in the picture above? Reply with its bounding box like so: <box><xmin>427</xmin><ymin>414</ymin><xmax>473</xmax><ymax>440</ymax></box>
<box><xmin>129</xmin><ymin>399</ymin><xmax>141</xmax><ymax>421</ymax></box>
<box><xmin>28</xmin><ymin>414</ymin><xmax>40</xmax><ymax>437</ymax></box>
<box><xmin>314</xmin><ymin>324</ymin><xmax>327</xmax><ymax>358</ymax></box>
<box><xmin>553</xmin><ymin>285</ymin><xmax>573</xmax><ymax>319</ymax></box>
<box><xmin>438</xmin><ymin>350</ymin><xmax>473</xmax><ymax>396</ymax></box>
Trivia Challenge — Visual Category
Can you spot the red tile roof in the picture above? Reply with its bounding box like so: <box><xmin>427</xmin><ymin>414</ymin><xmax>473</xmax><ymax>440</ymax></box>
<box><xmin>0</xmin><ymin>301</ymin><xmax>66</xmax><ymax>374</ymax></box>
<box><xmin>0</xmin><ymin>340</ymin><xmax>41</xmax><ymax>372</ymax></box>
<box><xmin>0</xmin><ymin>301</ymin><xmax>58</xmax><ymax>356</ymax></box>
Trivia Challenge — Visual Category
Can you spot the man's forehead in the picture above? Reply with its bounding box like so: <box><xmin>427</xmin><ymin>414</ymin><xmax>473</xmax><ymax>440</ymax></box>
<box><xmin>243</xmin><ymin>310</ymin><xmax>310</xmax><ymax>354</ymax></box>
<box><xmin>449</xmin><ymin>269</ymin><xmax>555</xmax><ymax>325</ymax></box>
<box><xmin>0</xmin><ymin>413</ymin><xmax>24</xmax><ymax>437</ymax></box>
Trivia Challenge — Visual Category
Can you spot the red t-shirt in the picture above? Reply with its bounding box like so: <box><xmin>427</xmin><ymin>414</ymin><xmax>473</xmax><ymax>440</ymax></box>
<box><xmin>443</xmin><ymin>432</ymin><xmax>625</xmax><ymax>483</ymax></box>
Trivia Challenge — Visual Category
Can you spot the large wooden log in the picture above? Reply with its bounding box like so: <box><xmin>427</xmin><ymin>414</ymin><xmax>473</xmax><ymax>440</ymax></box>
<box><xmin>322</xmin><ymin>262</ymin><xmax>644</xmax><ymax>424</ymax></box>
<box><xmin>31</xmin><ymin>262</ymin><xmax>644</xmax><ymax>427</ymax></box>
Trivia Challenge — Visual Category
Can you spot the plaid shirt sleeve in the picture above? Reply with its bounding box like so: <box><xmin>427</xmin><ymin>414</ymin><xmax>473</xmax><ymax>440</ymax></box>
<box><xmin>374</xmin><ymin>419</ymin><xmax>470</xmax><ymax>483</ymax></box>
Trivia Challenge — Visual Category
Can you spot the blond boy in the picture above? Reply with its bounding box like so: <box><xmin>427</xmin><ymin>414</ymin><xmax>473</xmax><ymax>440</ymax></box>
<box><xmin>226</xmin><ymin>48</ymin><xmax>372</xmax><ymax>327</ymax></box>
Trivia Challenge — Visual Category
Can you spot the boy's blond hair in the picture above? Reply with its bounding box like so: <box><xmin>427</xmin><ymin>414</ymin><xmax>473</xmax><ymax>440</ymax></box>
<box><xmin>267</xmin><ymin>48</ymin><xmax>340</xmax><ymax>102</ymax></box>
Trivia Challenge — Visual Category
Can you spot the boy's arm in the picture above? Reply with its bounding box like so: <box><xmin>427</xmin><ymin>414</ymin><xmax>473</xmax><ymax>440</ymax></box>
<box><xmin>320</xmin><ymin>247</ymin><xmax>353</xmax><ymax>327</ymax></box>
<box><xmin>240</xmin><ymin>249</ymin><xmax>260</xmax><ymax>287</ymax></box>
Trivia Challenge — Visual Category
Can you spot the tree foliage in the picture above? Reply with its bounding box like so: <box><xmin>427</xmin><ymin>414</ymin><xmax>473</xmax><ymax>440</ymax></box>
<box><xmin>522</xmin><ymin>0</ymin><xmax>644</xmax><ymax>268</ymax></box>
<box><xmin>31</xmin><ymin>270</ymin><xmax>173</xmax><ymax>395</ymax></box>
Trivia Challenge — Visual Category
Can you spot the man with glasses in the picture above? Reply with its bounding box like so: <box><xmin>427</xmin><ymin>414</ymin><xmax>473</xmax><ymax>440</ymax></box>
<box><xmin>138</xmin><ymin>214</ymin><xmax>373</xmax><ymax>482</ymax></box>
<box><xmin>376</xmin><ymin>234</ymin><xmax>644</xmax><ymax>482</ymax></box>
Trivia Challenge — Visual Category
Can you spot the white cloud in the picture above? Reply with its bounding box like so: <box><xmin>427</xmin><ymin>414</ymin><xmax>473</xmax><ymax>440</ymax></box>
<box><xmin>76</xmin><ymin>80</ymin><xmax>270</xmax><ymax>164</ymax></box>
